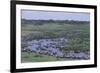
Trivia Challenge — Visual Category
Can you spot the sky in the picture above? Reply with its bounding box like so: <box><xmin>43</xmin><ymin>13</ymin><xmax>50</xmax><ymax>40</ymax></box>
<box><xmin>21</xmin><ymin>10</ymin><xmax>90</xmax><ymax>21</ymax></box>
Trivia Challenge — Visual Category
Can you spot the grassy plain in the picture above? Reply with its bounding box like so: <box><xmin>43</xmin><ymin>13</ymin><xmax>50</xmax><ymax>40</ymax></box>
<box><xmin>21</xmin><ymin>20</ymin><xmax>90</xmax><ymax>62</ymax></box>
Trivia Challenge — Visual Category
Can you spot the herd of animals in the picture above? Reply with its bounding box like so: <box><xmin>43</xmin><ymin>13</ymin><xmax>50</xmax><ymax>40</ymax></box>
<box><xmin>22</xmin><ymin>38</ymin><xmax>90</xmax><ymax>60</ymax></box>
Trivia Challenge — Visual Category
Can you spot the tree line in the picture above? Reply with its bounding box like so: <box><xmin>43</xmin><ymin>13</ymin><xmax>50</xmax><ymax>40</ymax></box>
<box><xmin>21</xmin><ymin>19</ymin><xmax>90</xmax><ymax>25</ymax></box>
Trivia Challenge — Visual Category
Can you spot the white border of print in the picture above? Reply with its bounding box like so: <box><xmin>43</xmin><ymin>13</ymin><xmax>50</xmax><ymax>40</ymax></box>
<box><xmin>16</xmin><ymin>4</ymin><xmax>94</xmax><ymax>69</ymax></box>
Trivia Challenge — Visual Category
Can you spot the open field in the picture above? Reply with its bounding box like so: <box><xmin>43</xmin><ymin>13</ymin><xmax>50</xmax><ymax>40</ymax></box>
<box><xmin>21</xmin><ymin>20</ymin><xmax>90</xmax><ymax>62</ymax></box>
<box><xmin>21</xmin><ymin>52</ymin><xmax>76</xmax><ymax>63</ymax></box>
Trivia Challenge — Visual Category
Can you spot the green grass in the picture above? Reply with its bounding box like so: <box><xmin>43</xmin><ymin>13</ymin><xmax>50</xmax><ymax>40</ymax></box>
<box><xmin>22</xmin><ymin>23</ymin><xmax>89</xmax><ymax>32</ymax></box>
<box><xmin>21</xmin><ymin>52</ymin><xmax>76</xmax><ymax>63</ymax></box>
<box><xmin>21</xmin><ymin>21</ymin><xmax>90</xmax><ymax>62</ymax></box>
<box><xmin>22</xmin><ymin>23</ymin><xmax>90</xmax><ymax>51</ymax></box>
